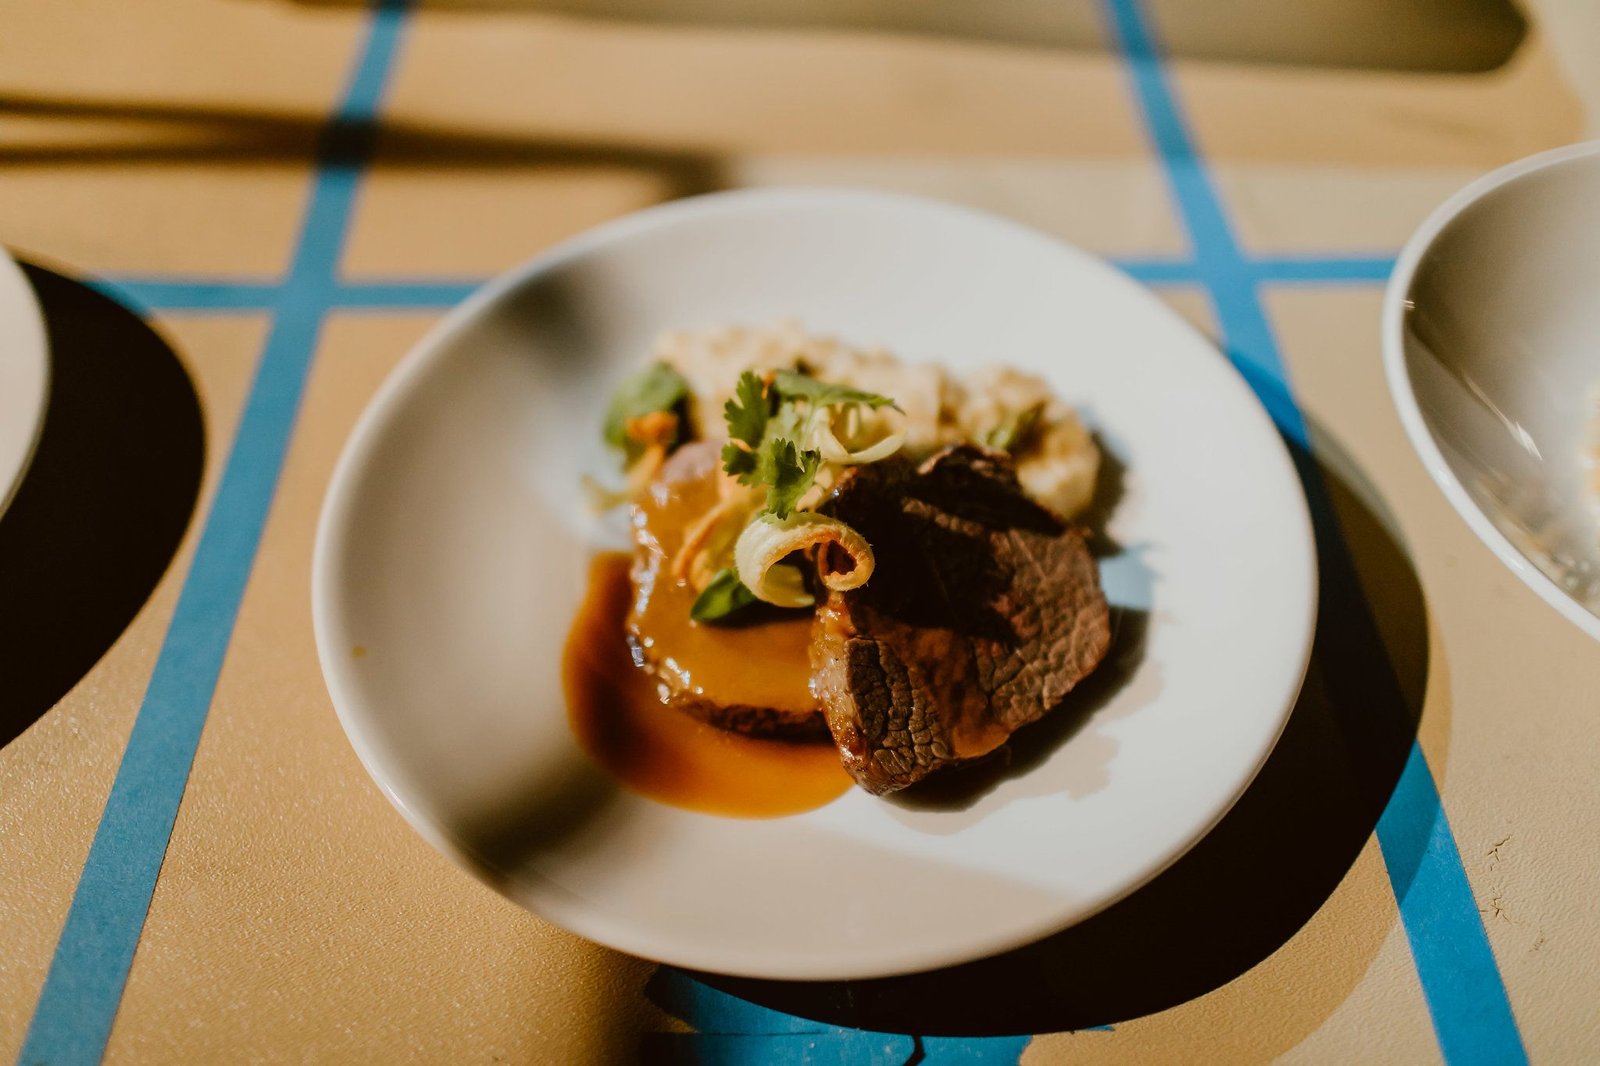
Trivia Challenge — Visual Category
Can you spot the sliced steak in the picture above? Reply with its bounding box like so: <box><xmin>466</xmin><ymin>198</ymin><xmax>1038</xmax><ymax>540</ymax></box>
<box><xmin>628</xmin><ymin>441</ymin><xmax>826</xmax><ymax>740</ymax></box>
<box><xmin>811</xmin><ymin>445</ymin><xmax>1111</xmax><ymax>793</ymax></box>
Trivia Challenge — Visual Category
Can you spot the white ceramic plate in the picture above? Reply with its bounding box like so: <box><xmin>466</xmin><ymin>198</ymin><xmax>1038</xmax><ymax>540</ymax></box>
<box><xmin>1385</xmin><ymin>141</ymin><xmax>1600</xmax><ymax>641</ymax></box>
<box><xmin>0</xmin><ymin>249</ymin><xmax>49</xmax><ymax>520</ymax></box>
<box><xmin>313</xmin><ymin>189</ymin><xmax>1315</xmax><ymax>979</ymax></box>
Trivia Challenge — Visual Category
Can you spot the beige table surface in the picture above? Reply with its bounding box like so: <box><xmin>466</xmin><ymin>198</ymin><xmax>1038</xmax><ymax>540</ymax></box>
<box><xmin>2</xmin><ymin>1</ymin><xmax>1598</xmax><ymax>1063</ymax></box>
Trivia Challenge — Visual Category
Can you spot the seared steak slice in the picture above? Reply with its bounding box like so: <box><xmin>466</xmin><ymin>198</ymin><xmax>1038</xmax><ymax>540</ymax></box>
<box><xmin>811</xmin><ymin>445</ymin><xmax>1111</xmax><ymax>793</ymax></box>
<box><xmin>628</xmin><ymin>442</ymin><xmax>825</xmax><ymax>740</ymax></box>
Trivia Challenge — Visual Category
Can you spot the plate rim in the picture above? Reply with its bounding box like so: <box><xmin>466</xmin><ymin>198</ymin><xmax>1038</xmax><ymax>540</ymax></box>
<box><xmin>313</xmin><ymin>186</ymin><xmax>1317</xmax><ymax>978</ymax></box>
<box><xmin>1381</xmin><ymin>139</ymin><xmax>1600</xmax><ymax>644</ymax></box>
<box><xmin>0</xmin><ymin>249</ymin><xmax>50</xmax><ymax>521</ymax></box>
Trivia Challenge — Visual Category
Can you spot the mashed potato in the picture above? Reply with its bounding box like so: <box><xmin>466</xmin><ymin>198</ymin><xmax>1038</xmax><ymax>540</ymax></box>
<box><xmin>651</xmin><ymin>321</ymin><xmax>1099</xmax><ymax>518</ymax></box>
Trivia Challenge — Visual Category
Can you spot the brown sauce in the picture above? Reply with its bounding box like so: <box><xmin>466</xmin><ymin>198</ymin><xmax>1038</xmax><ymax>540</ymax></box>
<box><xmin>563</xmin><ymin>554</ymin><xmax>851</xmax><ymax>818</ymax></box>
<box><xmin>629</xmin><ymin>445</ymin><xmax>816</xmax><ymax>719</ymax></box>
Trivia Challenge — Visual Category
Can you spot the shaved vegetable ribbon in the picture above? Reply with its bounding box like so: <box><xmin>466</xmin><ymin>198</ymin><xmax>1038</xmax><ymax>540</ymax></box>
<box><xmin>721</xmin><ymin>368</ymin><xmax>902</xmax><ymax>515</ymax></box>
<box><xmin>813</xmin><ymin>404</ymin><xmax>906</xmax><ymax>466</ymax></box>
<box><xmin>714</xmin><ymin>370</ymin><xmax>900</xmax><ymax>612</ymax></box>
<box><xmin>733</xmin><ymin>511</ymin><xmax>875</xmax><ymax>608</ymax></box>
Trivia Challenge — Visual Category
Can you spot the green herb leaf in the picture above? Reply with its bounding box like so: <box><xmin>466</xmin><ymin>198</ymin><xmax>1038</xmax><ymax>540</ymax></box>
<box><xmin>723</xmin><ymin>370</ymin><xmax>770</xmax><ymax>447</ymax></box>
<box><xmin>764</xmin><ymin>438</ymin><xmax>821</xmax><ymax>519</ymax></box>
<box><xmin>721</xmin><ymin>369</ymin><xmax>884</xmax><ymax>521</ymax></box>
<box><xmin>766</xmin><ymin>399</ymin><xmax>805</xmax><ymax>444</ymax></box>
<box><xmin>981</xmin><ymin>402</ymin><xmax>1045</xmax><ymax>452</ymax></box>
<box><xmin>690</xmin><ymin>567</ymin><xmax>760</xmax><ymax>624</ymax></box>
<box><xmin>721</xmin><ymin>441</ymin><xmax>759</xmax><ymax>483</ymax></box>
<box><xmin>602</xmin><ymin>363</ymin><xmax>689</xmax><ymax>460</ymax></box>
<box><xmin>771</xmin><ymin>370</ymin><xmax>899</xmax><ymax>412</ymax></box>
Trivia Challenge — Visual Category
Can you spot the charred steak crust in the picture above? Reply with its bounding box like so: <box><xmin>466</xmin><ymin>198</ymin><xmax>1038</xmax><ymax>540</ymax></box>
<box><xmin>812</xmin><ymin>445</ymin><xmax>1112</xmax><ymax>794</ymax></box>
<box><xmin>659</xmin><ymin>693</ymin><xmax>830</xmax><ymax>741</ymax></box>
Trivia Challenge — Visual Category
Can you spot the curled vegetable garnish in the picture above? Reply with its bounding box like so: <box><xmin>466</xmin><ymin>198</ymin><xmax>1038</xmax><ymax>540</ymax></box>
<box><xmin>713</xmin><ymin>369</ymin><xmax>892</xmax><ymax>611</ymax></box>
<box><xmin>720</xmin><ymin>369</ymin><xmax>901</xmax><ymax>516</ymax></box>
<box><xmin>734</xmin><ymin>511</ymin><xmax>875</xmax><ymax>607</ymax></box>
<box><xmin>815</xmin><ymin>404</ymin><xmax>906</xmax><ymax>465</ymax></box>
<box><xmin>600</xmin><ymin>361</ymin><xmax>899</xmax><ymax>620</ymax></box>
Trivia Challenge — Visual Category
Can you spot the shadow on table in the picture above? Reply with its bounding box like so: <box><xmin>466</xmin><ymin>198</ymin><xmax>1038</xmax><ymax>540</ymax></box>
<box><xmin>647</xmin><ymin>432</ymin><xmax>1429</xmax><ymax>1038</ymax></box>
<box><xmin>0</xmin><ymin>264</ymin><xmax>204</xmax><ymax>749</ymax></box>
<box><xmin>0</xmin><ymin>95</ymin><xmax>731</xmax><ymax>204</ymax></box>
<box><xmin>284</xmin><ymin>0</ymin><xmax>1526</xmax><ymax>74</ymax></box>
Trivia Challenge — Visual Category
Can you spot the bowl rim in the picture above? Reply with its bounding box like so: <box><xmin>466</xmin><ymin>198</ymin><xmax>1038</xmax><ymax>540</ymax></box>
<box><xmin>1381</xmin><ymin>139</ymin><xmax>1600</xmax><ymax>643</ymax></box>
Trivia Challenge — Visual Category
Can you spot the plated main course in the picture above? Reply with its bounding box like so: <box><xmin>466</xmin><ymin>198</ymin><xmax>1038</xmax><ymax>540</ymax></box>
<box><xmin>565</xmin><ymin>322</ymin><xmax>1113</xmax><ymax>812</ymax></box>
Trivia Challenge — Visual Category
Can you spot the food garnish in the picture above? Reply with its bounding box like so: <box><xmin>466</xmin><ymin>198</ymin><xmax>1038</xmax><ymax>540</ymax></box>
<box><xmin>602</xmin><ymin>362</ymin><xmax>689</xmax><ymax>465</ymax></box>
<box><xmin>597</xmin><ymin>324</ymin><xmax>1100</xmax><ymax>626</ymax></box>
<box><xmin>981</xmin><ymin>400</ymin><xmax>1044</xmax><ymax>452</ymax></box>
<box><xmin>582</xmin><ymin>322</ymin><xmax>1112</xmax><ymax>800</ymax></box>
<box><xmin>688</xmin><ymin>567</ymin><xmax>760</xmax><ymax>623</ymax></box>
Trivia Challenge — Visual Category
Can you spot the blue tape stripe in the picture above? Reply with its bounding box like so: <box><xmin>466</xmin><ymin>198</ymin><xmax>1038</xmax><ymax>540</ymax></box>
<box><xmin>645</xmin><ymin>971</ymin><xmax>1040</xmax><ymax>1063</ymax></box>
<box><xmin>1377</xmin><ymin>746</ymin><xmax>1528</xmax><ymax>1065</ymax></box>
<box><xmin>1109</xmin><ymin>256</ymin><xmax>1197</xmax><ymax>284</ymax></box>
<box><xmin>86</xmin><ymin>278</ymin><xmax>281</xmax><ymax>313</ymax></box>
<box><xmin>86</xmin><ymin>277</ymin><xmax>480</xmax><ymax>312</ymax></box>
<box><xmin>1101</xmin><ymin>2</ymin><xmax>1525</xmax><ymax>1063</ymax></box>
<box><xmin>648</xmin><ymin>971</ymin><xmax>837</xmax><ymax>1035</ymax></box>
<box><xmin>1109</xmin><ymin>254</ymin><xmax>1392</xmax><ymax>286</ymax></box>
<box><xmin>640</xmin><ymin>1033</ymin><xmax>915</xmax><ymax>1065</ymax></box>
<box><xmin>88</xmin><ymin>256</ymin><xmax>1396</xmax><ymax>316</ymax></box>
<box><xmin>1102</xmin><ymin>0</ymin><xmax>1303</xmax><ymax>443</ymax></box>
<box><xmin>1255</xmin><ymin>255</ymin><xmax>1396</xmax><ymax>283</ymax></box>
<box><xmin>335</xmin><ymin>278</ymin><xmax>481</xmax><ymax>308</ymax></box>
<box><xmin>16</xmin><ymin>6</ymin><xmax>410</xmax><ymax>1064</ymax></box>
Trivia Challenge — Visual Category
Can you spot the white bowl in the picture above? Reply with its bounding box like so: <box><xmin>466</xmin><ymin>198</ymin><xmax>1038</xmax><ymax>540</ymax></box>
<box><xmin>313</xmin><ymin>188</ymin><xmax>1315</xmax><ymax>978</ymax></box>
<box><xmin>1385</xmin><ymin>142</ymin><xmax>1600</xmax><ymax>641</ymax></box>
<box><xmin>0</xmin><ymin>250</ymin><xmax>49</xmax><ymax>520</ymax></box>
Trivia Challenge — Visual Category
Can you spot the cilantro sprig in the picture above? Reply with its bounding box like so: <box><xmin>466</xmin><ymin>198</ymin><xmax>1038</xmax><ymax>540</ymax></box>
<box><xmin>769</xmin><ymin>370</ymin><xmax>899</xmax><ymax>412</ymax></box>
<box><xmin>695</xmin><ymin>368</ymin><xmax>899</xmax><ymax>623</ymax></box>
<box><xmin>718</xmin><ymin>370</ymin><xmax>894</xmax><ymax>520</ymax></box>
<box><xmin>723</xmin><ymin>371</ymin><xmax>770</xmax><ymax>448</ymax></box>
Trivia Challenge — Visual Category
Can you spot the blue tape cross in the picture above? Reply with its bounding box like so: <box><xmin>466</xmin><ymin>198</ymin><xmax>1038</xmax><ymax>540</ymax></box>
<box><xmin>19</xmin><ymin>1</ymin><xmax>1514</xmax><ymax>1063</ymax></box>
<box><xmin>16</xmin><ymin>4</ymin><xmax>411</xmax><ymax>1064</ymax></box>
<box><xmin>1101</xmin><ymin>2</ymin><xmax>1526</xmax><ymax>1064</ymax></box>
